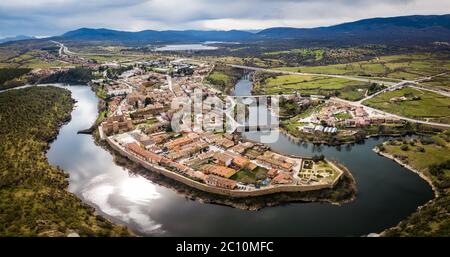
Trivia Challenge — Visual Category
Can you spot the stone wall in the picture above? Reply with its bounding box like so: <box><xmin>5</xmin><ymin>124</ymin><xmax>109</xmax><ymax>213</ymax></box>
<box><xmin>107</xmin><ymin>137</ymin><xmax>342</xmax><ymax>198</ymax></box>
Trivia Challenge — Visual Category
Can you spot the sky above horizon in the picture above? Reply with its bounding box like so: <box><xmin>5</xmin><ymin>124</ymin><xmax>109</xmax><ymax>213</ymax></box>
<box><xmin>0</xmin><ymin>0</ymin><xmax>449</xmax><ymax>38</ymax></box>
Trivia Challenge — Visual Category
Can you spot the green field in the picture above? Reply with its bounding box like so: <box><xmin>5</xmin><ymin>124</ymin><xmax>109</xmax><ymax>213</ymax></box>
<box><xmin>380</xmin><ymin>131</ymin><xmax>450</xmax><ymax>236</ymax></box>
<box><xmin>364</xmin><ymin>87</ymin><xmax>450</xmax><ymax>124</ymax></box>
<box><xmin>230</xmin><ymin>167</ymin><xmax>268</xmax><ymax>184</ymax></box>
<box><xmin>256</xmin><ymin>74</ymin><xmax>374</xmax><ymax>101</ymax></box>
<box><xmin>383</xmin><ymin>138</ymin><xmax>450</xmax><ymax>171</ymax></box>
<box><xmin>205</xmin><ymin>64</ymin><xmax>242</xmax><ymax>93</ymax></box>
<box><xmin>421</xmin><ymin>74</ymin><xmax>450</xmax><ymax>91</ymax></box>
<box><xmin>276</xmin><ymin>53</ymin><xmax>450</xmax><ymax>80</ymax></box>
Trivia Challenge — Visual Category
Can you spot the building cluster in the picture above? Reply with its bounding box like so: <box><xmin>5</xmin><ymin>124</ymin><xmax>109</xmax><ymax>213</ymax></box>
<box><xmin>298</xmin><ymin>102</ymin><xmax>402</xmax><ymax>134</ymax></box>
<box><xmin>101</xmin><ymin>114</ymin><xmax>133</xmax><ymax>135</ymax></box>
<box><xmin>96</xmin><ymin>58</ymin><xmax>340</xmax><ymax>192</ymax></box>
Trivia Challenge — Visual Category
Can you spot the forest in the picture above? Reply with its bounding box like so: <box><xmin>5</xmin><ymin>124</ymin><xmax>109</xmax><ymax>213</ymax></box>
<box><xmin>0</xmin><ymin>86</ymin><xmax>129</xmax><ymax>236</ymax></box>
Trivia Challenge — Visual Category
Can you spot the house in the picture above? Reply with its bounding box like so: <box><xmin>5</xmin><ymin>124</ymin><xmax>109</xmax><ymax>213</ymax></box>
<box><xmin>214</xmin><ymin>152</ymin><xmax>234</xmax><ymax>167</ymax></box>
<box><xmin>232</xmin><ymin>156</ymin><xmax>250</xmax><ymax>168</ymax></box>
<box><xmin>101</xmin><ymin>114</ymin><xmax>133</xmax><ymax>135</ymax></box>
<box><xmin>230</xmin><ymin>144</ymin><xmax>246</xmax><ymax>154</ymax></box>
<box><xmin>126</xmin><ymin>143</ymin><xmax>162</xmax><ymax>164</ymax></box>
<box><xmin>355</xmin><ymin>117</ymin><xmax>370</xmax><ymax>127</ymax></box>
<box><xmin>301</xmin><ymin>125</ymin><xmax>315</xmax><ymax>133</ymax></box>
<box><xmin>314</xmin><ymin>125</ymin><xmax>324</xmax><ymax>132</ymax></box>
<box><xmin>164</xmin><ymin>136</ymin><xmax>193</xmax><ymax>150</ymax></box>
<box><xmin>267</xmin><ymin>168</ymin><xmax>279</xmax><ymax>179</ymax></box>
<box><xmin>201</xmin><ymin>164</ymin><xmax>237</xmax><ymax>178</ymax></box>
<box><xmin>272</xmin><ymin>172</ymin><xmax>294</xmax><ymax>184</ymax></box>
<box><xmin>205</xmin><ymin>175</ymin><xmax>237</xmax><ymax>189</ymax></box>
<box><xmin>232</xmin><ymin>156</ymin><xmax>257</xmax><ymax>170</ymax></box>
<box><xmin>324</xmin><ymin>127</ymin><xmax>337</xmax><ymax>133</ymax></box>
<box><xmin>355</xmin><ymin>107</ymin><xmax>366</xmax><ymax>117</ymax></box>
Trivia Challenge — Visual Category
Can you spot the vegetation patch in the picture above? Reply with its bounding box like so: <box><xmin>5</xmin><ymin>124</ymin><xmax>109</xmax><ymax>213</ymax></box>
<box><xmin>0</xmin><ymin>68</ymin><xmax>31</xmax><ymax>90</ymax></box>
<box><xmin>277</xmin><ymin>53</ymin><xmax>450</xmax><ymax>80</ymax></box>
<box><xmin>364</xmin><ymin>87</ymin><xmax>450</xmax><ymax>124</ymax></box>
<box><xmin>255</xmin><ymin>73</ymin><xmax>377</xmax><ymax>101</ymax></box>
<box><xmin>0</xmin><ymin>86</ymin><xmax>129</xmax><ymax>236</ymax></box>
<box><xmin>380</xmin><ymin>131</ymin><xmax>450</xmax><ymax>236</ymax></box>
<box><xmin>205</xmin><ymin>63</ymin><xmax>243</xmax><ymax>94</ymax></box>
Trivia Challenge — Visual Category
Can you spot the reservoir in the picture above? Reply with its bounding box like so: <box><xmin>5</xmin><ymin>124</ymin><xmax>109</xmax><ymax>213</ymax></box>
<box><xmin>154</xmin><ymin>44</ymin><xmax>218</xmax><ymax>51</ymax></box>
<box><xmin>44</xmin><ymin>82</ymin><xmax>433</xmax><ymax>236</ymax></box>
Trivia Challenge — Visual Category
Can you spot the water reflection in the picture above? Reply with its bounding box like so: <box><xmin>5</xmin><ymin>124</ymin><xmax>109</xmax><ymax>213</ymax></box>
<box><xmin>43</xmin><ymin>84</ymin><xmax>434</xmax><ymax>236</ymax></box>
<box><xmin>47</xmin><ymin>85</ymin><xmax>166</xmax><ymax>235</ymax></box>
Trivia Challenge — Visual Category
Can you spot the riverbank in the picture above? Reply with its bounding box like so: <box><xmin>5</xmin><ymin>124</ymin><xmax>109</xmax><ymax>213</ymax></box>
<box><xmin>373</xmin><ymin>146</ymin><xmax>439</xmax><ymax>197</ymax></box>
<box><xmin>39</xmin><ymin>84</ymin><xmax>432</xmax><ymax>236</ymax></box>
<box><xmin>279</xmin><ymin>124</ymin><xmax>440</xmax><ymax>147</ymax></box>
<box><xmin>94</xmin><ymin>129</ymin><xmax>357</xmax><ymax>210</ymax></box>
<box><xmin>0</xmin><ymin>86</ymin><xmax>130</xmax><ymax>236</ymax></box>
<box><xmin>372</xmin><ymin>133</ymin><xmax>450</xmax><ymax>236</ymax></box>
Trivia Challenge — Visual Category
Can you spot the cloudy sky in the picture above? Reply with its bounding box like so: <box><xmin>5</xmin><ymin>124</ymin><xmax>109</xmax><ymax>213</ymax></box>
<box><xmin>0</xmin><ymin>0</ymin><xmax>449</xmax><ymax>38</ymax></box>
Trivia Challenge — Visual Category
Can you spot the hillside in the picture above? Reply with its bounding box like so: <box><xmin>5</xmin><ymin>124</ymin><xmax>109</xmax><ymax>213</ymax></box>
<box><xmin>0</xmin><ymin>86</ymin><xmax>130</xmax><ymax>236</ymax></box>
<box><xmin>52</xmin><ymin>14</ymin><xmax>450</xmax><ymax>45</ymax></box>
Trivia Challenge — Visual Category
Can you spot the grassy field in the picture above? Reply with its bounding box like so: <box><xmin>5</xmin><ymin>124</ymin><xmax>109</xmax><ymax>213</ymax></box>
<box><xmin>276</xmin><ymin>53</ymin><xmax>450</xmax><ymax>80</ymax></box>
<box><xmin>205</xmin><ymin>63</ymin><xmax>242</xmax><ymax>94</ymax></box>
<box><xmin>383</xmin><ymin>137</ymin><xmax>450</xmax><ymax>171</ymax></box>
<box><xmin>4</xmin><ymin>49</ymin><xmax>73</xmax><ymax>69</ymax></box>
<box><xmin>421</xmin><ymin>74</ymin><xmax>450</xmax><ymax>91</ymax></box>
<box><xmin>364</xmin><ymin>87</ymin><xmax>450</xmax><ymax>124</ymax></box>
<box><xmin>380</xmin><ymin>131</ymin><xmax>450</xmax><ymax>236</ymax></box>
<box><xmin>256</xmin><ymin>74</ymin><xmax>373</xmax><ymax>101</ymax></box>
<box><xmin>230</xmin><ymin>167</ymin><xmax>268</xmax><ymax>184</ymax></box>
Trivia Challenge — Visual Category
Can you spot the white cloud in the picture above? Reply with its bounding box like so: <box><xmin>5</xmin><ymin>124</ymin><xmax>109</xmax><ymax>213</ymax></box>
<box><xmin>0</xmin><ymin>0</ymin><xmax>448</xmax><ymax>37</ymax></box>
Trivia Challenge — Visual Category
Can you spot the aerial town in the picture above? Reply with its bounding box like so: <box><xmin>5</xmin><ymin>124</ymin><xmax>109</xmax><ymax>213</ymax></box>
<box><xmin>91</xmin><ymin>59</ymin><xmax>344</xmax><ymax>195</ymax></box>
<box><xmin>1</xmin><ymin>1</ymin><xmax>449</xmax><ymax>239</ymax></box>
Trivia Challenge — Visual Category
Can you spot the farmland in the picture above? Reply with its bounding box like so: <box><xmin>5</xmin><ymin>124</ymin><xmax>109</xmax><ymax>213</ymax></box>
<box><xmin>276</xmin><ymin>53</ymin><xmax>450</xmax><ymax>80</ymax></box>
<box><xmin>254</xmin><ymin>74</ymin><xmax>378</xmax><ymax>101</ymax></box>
<box><xmin>364</xmin><ymin>87</ymin><xmax>450</xmax><ymax>124</ymax></box>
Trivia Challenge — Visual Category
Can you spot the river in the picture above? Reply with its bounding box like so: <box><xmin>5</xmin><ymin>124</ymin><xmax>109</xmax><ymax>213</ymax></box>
<box><xmin>40</xmin><ymin>80</ymin><xmax>433</xmax><ymax>236</ymax></box>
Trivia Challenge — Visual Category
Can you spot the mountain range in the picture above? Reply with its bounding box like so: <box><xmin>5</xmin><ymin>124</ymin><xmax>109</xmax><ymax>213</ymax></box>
<box><xmin>4</xmin><ymin>14</ymin><xmax>450</xmax><ymax>46</ymax></box>
<box><xmin>0</xmin><ymin>35</ymin><xmax>35</xmax><ymax>44</ymax></box>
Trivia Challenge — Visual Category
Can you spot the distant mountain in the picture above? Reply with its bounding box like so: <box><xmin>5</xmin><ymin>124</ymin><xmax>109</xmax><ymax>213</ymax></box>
<box><xmin>0</xmin><ymin>35</ymin><xmax>35</xmax><ymax>44</ymax></box>
<box><xmin>257</xmin><ymin>14</ymin><xmax>450</xmax><ymax>44</ymax></box>
<box><xmin>57</xmin><ymin>14</ymin><xmax>450</xmax><ymax>45</ymax></box>
<box><xmin>61</xmin><ymin>28</ymin><xmax>254</xmax><ymax>43</ymax></box>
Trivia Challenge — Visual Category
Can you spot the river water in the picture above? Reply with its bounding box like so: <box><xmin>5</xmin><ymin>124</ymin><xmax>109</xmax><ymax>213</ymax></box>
<box><xmin>41</xmin><ymin>81</ymin><xmax>433</xmax><ymax>236</ymax></box>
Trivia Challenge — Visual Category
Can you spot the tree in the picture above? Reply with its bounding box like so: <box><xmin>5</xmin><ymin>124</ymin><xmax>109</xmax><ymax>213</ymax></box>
<box><xmin>312</xmin><ymin>154</ymin><xmax>324</xmax><ymax>162</ymax></box>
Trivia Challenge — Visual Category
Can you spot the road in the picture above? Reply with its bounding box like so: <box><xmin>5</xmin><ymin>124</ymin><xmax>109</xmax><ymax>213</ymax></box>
<box><xmin>230</xmin><ymin>63</ymin><xmax>450</xmax><ymax>128</ymax></box>
<box><xmin>49</xmin><ymin>44</ymin><xmax>450</xmax><ymax>128</ymax></box>
<box><xmin>228</xmin><ymin>64</ymin><xmax>398</xmax><ymax>86</ymax></box>
<box><xmin>330</xmin><ymin>97</ymin><xmax>450</xmax><ymax>128</ymax></box>
<box><xmin>355</xmin><ymin>80</ymin><xmax>414</xmax><ymax>104</ymax></box>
